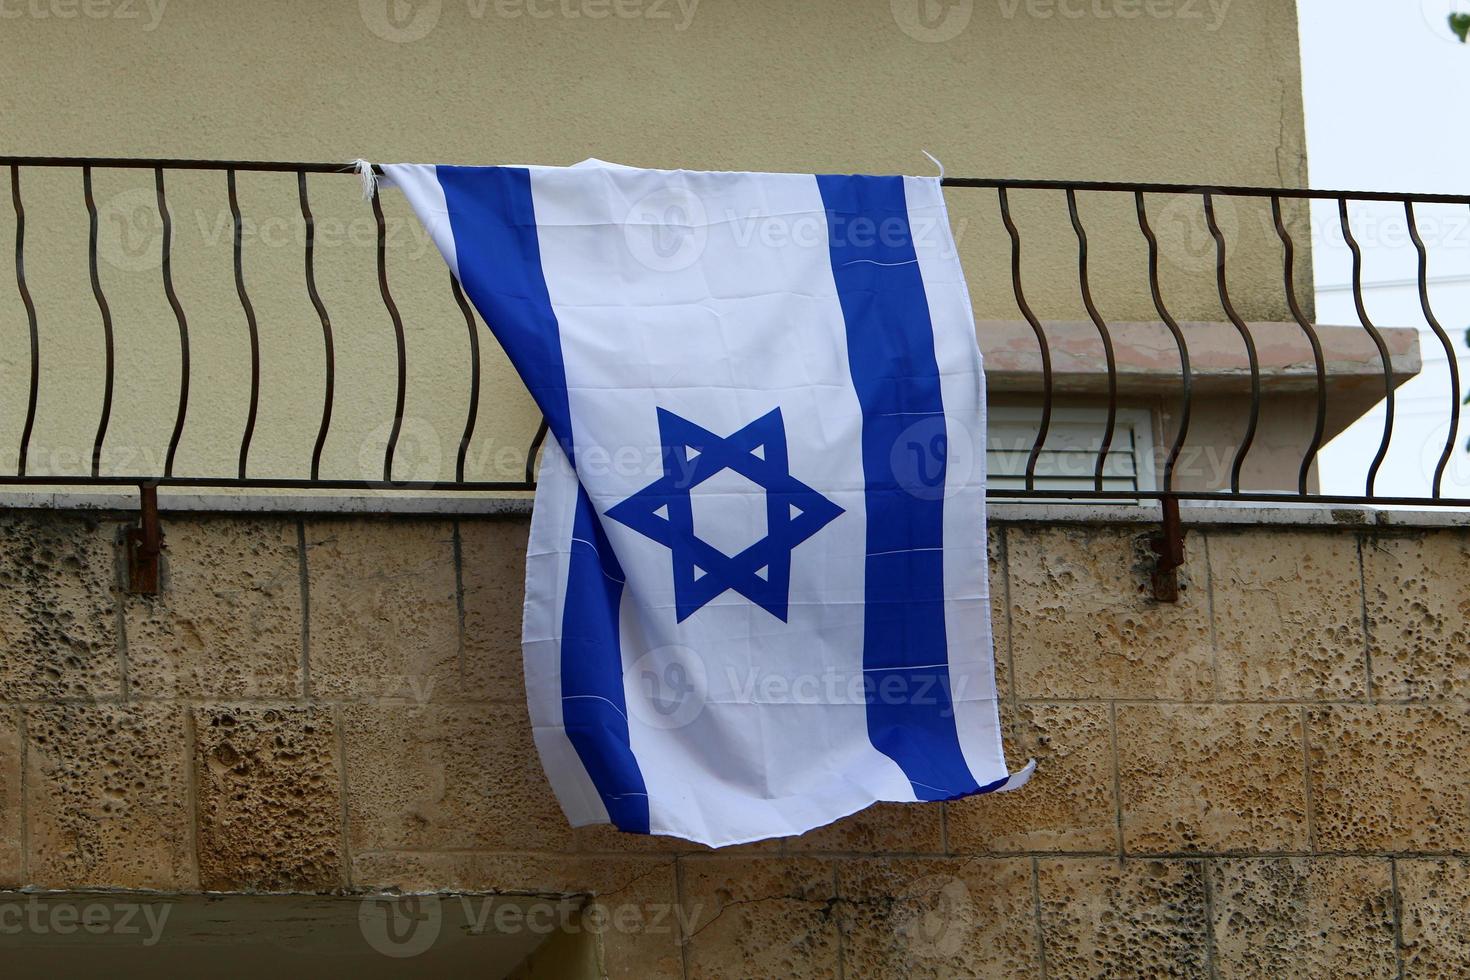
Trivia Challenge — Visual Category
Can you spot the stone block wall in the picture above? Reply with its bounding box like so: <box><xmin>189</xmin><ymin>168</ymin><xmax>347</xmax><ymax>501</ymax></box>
<box><xmin>1</xmin><ymin>509</ymin><xmax>1467</xmax><ymax>977</ymax></box>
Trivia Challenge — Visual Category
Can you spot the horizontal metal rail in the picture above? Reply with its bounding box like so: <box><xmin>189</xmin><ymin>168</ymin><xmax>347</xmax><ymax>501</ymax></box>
<box><xmin>1</xmin><ymin>155</ymin><xmax>1466</xmax><ymax>513</ymax></box>
<box><xmin>4</xmin><ymin>155</ymin><xmax>1470</xmax><ymax>204</ymax></box>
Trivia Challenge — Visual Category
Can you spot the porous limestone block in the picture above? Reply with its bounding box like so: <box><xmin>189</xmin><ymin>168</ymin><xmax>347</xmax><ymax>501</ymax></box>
<box><xmin>1117</xmin><ymin>703</ymin><xmax>1308</xmax><ymax>854</ymax></box>
<box><xmin>1397</xmin><ymin>858</ymin><xmax>1470</xmax><ymax>978</ymax></box>
<box><xmin>1362</xmin><ymin>531</ymin><xmax>1470</xmax><ymax>701</ymax></box>
<box><xmin>194</xmin><ymin>704</ymin><xmax>343</xmax><ymax>891</ymax></box>
<box><xmin>0</xmin><ymin>513</ymin><xmax>120</xmax><ymax>702</ymax></box>
<box><xmin>305</xmin><ymin>518</ymin><xmax>459</xmax><ymax>702</ymax></box>
<box><xmin>0</xmin><ymin>707</ymin><xmax>20</xmax><ymax>886</ymax></box>
<box><xmin>1036</xmin><ymin>857</ymin><xmax>1209</xmax><ymax>979</ymax></box>
<box><xmin>947</xmin><ymin>702</ymin><xmax>1117</xmax><ymax>855</ymax></box>
<box><xmin>836</xmin><ymin>857</ymin><xmax>1041</xmax><ymax>979</ymax></box>
<box><xmin>125</xmin><ymin>516</ymin><xmax>303</xmax><ymax>699</ymax></box>
<box><xmin>25</xmin><ymin>703</ymin><xmax>191</xmax><ymax>889</ymax></box>
<box><xmin>678</xmin><ymin>856</ymin><xmax>840</xmax><ymax>980</ymax></box>
<box><xmin>1210</xmin><ymin>857</ymin><xmax>1396</xmax><ymax>978</ymax></box>
<box><xmin>1206</xmin><ymin>529</ymin><xmax>1368</xmax><ymax>700</ymax></box>
<box><xmin>340</xmin><ymin>701</ymin><xmax>573</xmax><ymax>853</ymax></box>
<box><xmin>1006</xmin><ymin>526</ymin><xmax>1213</xmax><ymax>701</ymax></box>
<box><xmin>457</xmin><ymin>518</ymin><xmax>530</xmax><ymax>703</ymax></box>
<box><xmin>1308</xmin><ymin>705</ymin><xmax>1470</xmax><ymax>853</ymax></box>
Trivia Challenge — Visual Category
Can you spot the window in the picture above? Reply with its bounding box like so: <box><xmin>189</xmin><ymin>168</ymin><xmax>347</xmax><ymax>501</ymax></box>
<box><xmin>987</xmin><ymin>405</ymin><xmax>1156</xmax><ymax>500</ymax></box>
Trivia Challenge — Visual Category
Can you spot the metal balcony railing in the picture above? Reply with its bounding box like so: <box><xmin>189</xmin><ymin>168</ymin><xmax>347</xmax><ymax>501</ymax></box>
<box><xmin>1</xmin><ymin>156</ymin><xmax>1466</xmax><ymax>515</ymax></box>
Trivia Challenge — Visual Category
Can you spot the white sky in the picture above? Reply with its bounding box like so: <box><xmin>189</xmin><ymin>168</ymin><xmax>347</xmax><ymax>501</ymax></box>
<box><xmin>1298</xmin><ymin>0</ymin><xmax>1470</xmax><ymax>194</ymax></box>
<box><xmin>1296</xmin><ymin>0</ymin><xmax>1470</xmax><ymax>499</ymax></box>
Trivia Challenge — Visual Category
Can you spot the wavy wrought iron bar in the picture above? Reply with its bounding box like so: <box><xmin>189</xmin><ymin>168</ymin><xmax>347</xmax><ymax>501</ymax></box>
<box><xmin>1405</xmin><ymin>200</ymin><xmax>1461</xmax><ymax>499</ymax></box>
<box><xmin>371</xmin><ymin>185</ymin><xmax>409</xmax><ymax>484</ymax></box>
<box><xmin>1337</xmin><ymin>197</ymin><xmax>1397</xmax><ymax>498</ymax></box>
<box><xmin>450</xmin><ymin>274</ymin><xmax>481</xmax><ymax>484</ymax></box>
<box><xmin>83</xmin><ymin>166</ymin><xmax>116</xmax><ymax>479</ymax></box>
<box><xmin>1134</xmin><ymin>192</ymin><xmax>1192</xmax><ymax>494</ymax></box>
<box><xmin>996</xmin><ymin>187</ymin><xmax>1053</xmax><ymax>491</ymax></box>
<box><xmin>1270</xmin><ymin>195</ymin><xmax>1328</xmax><ymax>496</ymax></box>
<box><xmin>11</xmin><ymin>165</ymin><xmax>39</xmax><ymax>477</ymax></box>
<box><xmin>525</xmin><ymin>419</ymin><xmax>550</xmax><ymax>486</ymax></box>
<box><xmin>298</xmin><ymin>171</ymin><xmax>336</xmax><ymax>482</ymax></box>
<box><xmin>155</xmin><ymin>167</ymin><xmax>191</xmax><ymax>479</ymax></box>
<box><xmin>1203</xmin><ymin>192</ymin><xmax>1261</xmax><ymax>493</ymax></box>
<box><xmin>1066</xmin><ymin>188</ymin><xmax>1119</xmax><ymax>492</ymax></box>
<box><xmin>228</xmin><ymin>169</ymin><xmax>262</xmax><ymax>480</ymax></box>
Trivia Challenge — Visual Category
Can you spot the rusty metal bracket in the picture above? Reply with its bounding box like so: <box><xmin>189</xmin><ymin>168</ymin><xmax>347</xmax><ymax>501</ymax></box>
<box><xmin>126</xmin><ymin>484</ymin><xmax>163</xmax><ymax>594</ymax></box>
<box><xmin>1149</xmin><ymin>495</ymin><xmax>1185</xmax><ymax>602</ymax></box>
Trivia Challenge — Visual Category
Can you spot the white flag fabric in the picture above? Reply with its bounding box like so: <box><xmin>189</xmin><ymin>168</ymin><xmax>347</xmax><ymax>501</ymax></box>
<box><xmin>384</xmin><ymin>159</ymin><xmax>1032</xmax><ymax>847</ymax></box>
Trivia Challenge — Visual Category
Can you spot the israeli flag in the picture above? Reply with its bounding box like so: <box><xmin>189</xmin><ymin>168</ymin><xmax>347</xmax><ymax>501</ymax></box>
<box><xmin>384</xmin><ymin>160</ymin><xmax>1032</xmax><ymax>847</ymax></box>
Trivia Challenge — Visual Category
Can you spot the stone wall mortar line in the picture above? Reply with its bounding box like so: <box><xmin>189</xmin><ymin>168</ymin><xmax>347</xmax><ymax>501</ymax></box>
<box><xmin>1389</xmin><ymin>856</ymin><xmax>1406</xmax><ymax>980</ymax></box>
<box><xmin>16</xmin><ymin>712</ymin><xmax>28</xmax><ymax>886</ymax></box>
<box><xmin>452</xmin><ymin>520</ymin><xmax>467</xmax><ymax>683</ymax></box>
<box><xmin>296</xmin><ymin>520</ymin><xmax>312</xmax><ymax>702</ymax></box>
<box><xmin>17</xmin><ymin>695</ymin><xmax>1470</xmax><ymax>709</ymax></box>
<box><xmin>1016</xmin><ymin>697</ymin><xmax>1446</xmax><ymax>706</ymax></box>
<box><xmin>1201</xmin><ymin>857</ymin><xmax>1220</xmax><ymax>980</ymax></box>
<box><xmin>0</xmin><ymin>697</ymin><xmax>528</xmax><ymax>708</ymax></box>
<box><xmin>112</xmin><ymin>529</ymin><xmax>131</xmax><ymax>703</ymax></box>
<box><xmin>1301</xmin><ymin>705</ymin><xmax>1317</xmax><ymax>853</ymax></box>
<box><xmin>114</xmin><ymin>602</ymin><xmax>131</xmax><ymax>703</ymax></box>
<box><xmin>999</xmin><ymin>524</ymin><xmax>1021</xmax><ymax>717</ymax></box>
<box><xmin>673</xmin><ymin>855</ymin><xmax>693</xmax><ymax>980</ymax></box>
<box><xmin>181</xmin><ymin>706</ymin><xmax>200</xmax><ymax>890</ymax></box>
<box><xmin>830</xmin><ymin>861</ymin><xmax>846</xmax><ymax>980</ymax></box>
<box><xmin>1357</xmin><ymin>533</ymin><xmax>1375</xmax><ymax>703</ymax></box>
<box><xmin>1030</xmin><ymin>855</ymin><xmax>1050</xmax><ymax>980</ymax></box>
<box><xmin>1108</xmin><ymin>701</ymin><xmax>1125</xmax><ymax>857</ymax></box>
<box><xmin>344</xmin><ymin>846</ymin><xmax>1470</xmax><ymax>862</ymax></box>
<box><xmin>333</xmin><ymin>702</ymin><xmax>352</xmax><ymax>891</ymax></box>
<box><xmin>1201</xmin><ymin>531</ymin><xmax>1221</xmax><ymax>702</ymax></box>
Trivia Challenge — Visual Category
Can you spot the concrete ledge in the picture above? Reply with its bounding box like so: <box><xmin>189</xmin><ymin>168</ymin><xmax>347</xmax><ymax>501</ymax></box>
<box><xmin>0</xmin><ymin>490</ymin><xmax>536</xmax><ymax>517</ymax></box>
<box><xmin>979</xmin><ymin>319</ymin><xmax>1421</xmax><ymax>396</ymax></box>
<box><xmin>4</xmin><ymin>490</ymin><xmax>1469</xmax><ymax>529</ymax></box>
<box><xmin>989</xmin><ymin>502</ymin><xmax>1470</xmax><ymax>529</ymax></box>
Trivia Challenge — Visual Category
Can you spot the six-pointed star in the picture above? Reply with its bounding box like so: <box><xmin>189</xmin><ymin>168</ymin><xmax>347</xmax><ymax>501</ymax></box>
<box><xmin>605</xmin><ymin>407</ymin><xmax>844</xmax><ymax>622</ymax></box>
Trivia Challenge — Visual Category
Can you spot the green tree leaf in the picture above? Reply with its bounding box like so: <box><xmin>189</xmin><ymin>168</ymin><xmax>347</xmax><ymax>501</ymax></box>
<box><xmin>1451</xmin><ymin>13</ymin><xmax>1470</xmax><ymax>43</ymax></box>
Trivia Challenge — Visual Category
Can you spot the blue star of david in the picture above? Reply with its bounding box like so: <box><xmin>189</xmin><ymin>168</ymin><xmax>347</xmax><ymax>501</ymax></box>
<box><xmin>605</xmin><ymin>407</ymin><xmax>844</xmax><ymax>623</ymax></box>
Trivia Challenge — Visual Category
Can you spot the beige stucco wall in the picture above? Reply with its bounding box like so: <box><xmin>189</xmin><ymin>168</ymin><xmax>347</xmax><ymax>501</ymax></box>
<box><xmin>0</xmin><ymin>0</ymin><xmax>1312</xmax><ymax>487</ymax></box>
<box><xmin>2</xmin><ymin>508</ymin><xmax>1468</xmax><ymax>976</ymax></box>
